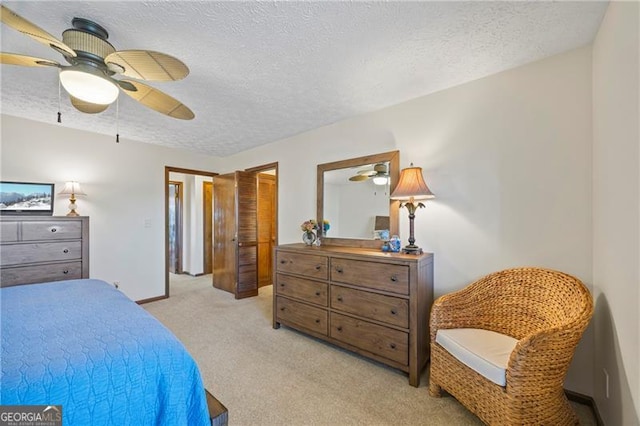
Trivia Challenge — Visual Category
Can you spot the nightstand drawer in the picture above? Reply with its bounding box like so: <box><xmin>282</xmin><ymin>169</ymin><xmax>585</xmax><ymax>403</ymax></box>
<box><xmin>331</xmin><ymin>285</ymin><xmax>409</xmax><ymax>328</ymax></box>
<box><xmin>0</xmin><ymin>261</ymin><xmax>82</xmax><ymax>287</ymax></box>
<box><xmin>330</xmin><ymin>312</ymin><xmax>408</xmax><ymax>365</ymax></box>
<box><xmin>21</xmin><ymin>220</ymin><xmax>82</xmax><ymax>241</ymax></box>
<box><xmin>1</xmin><ymin>241</ymin><xmax>82</xmax><ymax>266</ymax></box>
<box><xmin>276</xmin><ymin>296</ymin><xmax>328</xmax><ymax>336</ymax></box>
<box><xmin>330</xmin><ymin>258</ymin><xmax>409</xmax><ymax>295</ymax></box>
<box><xmin>276</xmin><ymin>251</ymin><xmax>328</xmax><ymax>280</ymax></box>
<box><xmin>276</xmin><ymin>274</ymin><xmax>328</xmax><ymax>306</ymax></box>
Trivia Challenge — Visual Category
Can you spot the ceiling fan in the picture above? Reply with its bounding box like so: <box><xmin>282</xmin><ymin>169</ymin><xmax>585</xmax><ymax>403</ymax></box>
<box><xmin>348</xmin><ymin>163</ymin><xmax>389</xmax><ymax>185</ymax></box>
<box><xmin>0</xmin><ymin>5</ymin><xmax>194</xmax><ymax>120</ymax></box>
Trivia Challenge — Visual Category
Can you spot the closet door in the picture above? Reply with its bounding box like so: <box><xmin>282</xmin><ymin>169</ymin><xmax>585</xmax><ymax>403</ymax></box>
<box><xmin>212</xmin><ymin>171</ymin><xmax>258</xmax><ymax>299</ymax></box>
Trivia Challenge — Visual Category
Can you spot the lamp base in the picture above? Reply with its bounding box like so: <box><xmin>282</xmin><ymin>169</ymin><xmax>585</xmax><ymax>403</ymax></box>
<box><xmin>402</xmin><ymin>245</ymin><xmax>423</xmax><ymax>255</ymax></box>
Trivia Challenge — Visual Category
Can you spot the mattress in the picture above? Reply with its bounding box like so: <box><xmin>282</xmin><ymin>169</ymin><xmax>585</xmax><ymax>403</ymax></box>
<box><xmin>1</xmin><ymin>279</ymin><xmax>210</xmax><ymax>425</ymax></box>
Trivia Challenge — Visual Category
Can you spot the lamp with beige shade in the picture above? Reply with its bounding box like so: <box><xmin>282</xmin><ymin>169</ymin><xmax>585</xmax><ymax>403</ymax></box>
<box><xmin>390</xmin><ymin>164</ymin><xmax>434</xmax><ymax>254</ymax></box>
<box><xmin>58</xmin><ymin>181</ymin><xmax>86</xmax><ymax>217</ymax></box>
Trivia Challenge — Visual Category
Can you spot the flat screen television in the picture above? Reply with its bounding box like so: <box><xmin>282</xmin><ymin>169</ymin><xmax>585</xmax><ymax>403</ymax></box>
<box><xmin>0</xmin><ymin>181</ymin><xmax>55</xmax><ymax>215</ymax></box>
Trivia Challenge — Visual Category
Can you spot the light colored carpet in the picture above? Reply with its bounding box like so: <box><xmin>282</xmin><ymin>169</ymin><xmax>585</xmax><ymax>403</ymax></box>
<box><xmin>144</xmin><ymin>274</ymin><xmax>597</xmax><ymax>426</ymax></box>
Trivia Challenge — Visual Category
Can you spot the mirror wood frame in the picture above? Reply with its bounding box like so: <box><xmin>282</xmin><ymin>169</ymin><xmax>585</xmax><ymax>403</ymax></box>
<box><xmin>317</xmin><ymin>150</ymin><xmax>400</xmax><ymax>249</ymax></box>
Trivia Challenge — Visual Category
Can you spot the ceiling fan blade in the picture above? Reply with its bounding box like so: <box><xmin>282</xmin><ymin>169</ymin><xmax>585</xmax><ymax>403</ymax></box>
<box><xmin>70</xmin><ymin>96</ymin><xmax>109</xmax><ymax>114</ymax></box>
<box><xmin>1</xmin><ymin>5</ymin><xmax>76</xmax><ymax>58</ymax></box>
<box><xmin>119</xmin><ymin>79</ymin><xmax>194</xmax><ymax>120</ymax></box>
<box><xmin>105</xmin><ymin>50</ymin><xmax>189</xmax><ymax>81</ymax></box>
<box><xmin>0</xmin><ymin>52</ymin><xmax>60</xmax><ymax>67</ymax></box>
<box><xmin>349</xmin><ymin>175</ymin><xmax>370</xmax><ymax>182</ymax></box>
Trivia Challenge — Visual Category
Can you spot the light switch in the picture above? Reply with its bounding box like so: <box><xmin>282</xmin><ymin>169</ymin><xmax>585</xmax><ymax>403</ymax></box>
<box><xmin>144</xmin><ymin>218</ymin><xmax>152</xmax><ymax>228</ymax></box>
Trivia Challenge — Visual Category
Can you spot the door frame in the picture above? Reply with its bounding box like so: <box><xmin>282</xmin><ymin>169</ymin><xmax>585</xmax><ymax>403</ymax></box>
<box><xmin>164</xmin><ymin>166</ymin><xmax>218</xmax><ymax>298</ymax></box>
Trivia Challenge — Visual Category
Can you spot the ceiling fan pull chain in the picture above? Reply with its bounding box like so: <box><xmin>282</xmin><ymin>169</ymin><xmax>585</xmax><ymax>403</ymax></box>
<box><xmin>57</xmin><ymin>77</ymin><xmax>62</xmax><ymax>123</ymax></box>
<box><xmin>115</xmin><ymin>97</ymin><xmax>120</xmax><ymax>143</ymax></box>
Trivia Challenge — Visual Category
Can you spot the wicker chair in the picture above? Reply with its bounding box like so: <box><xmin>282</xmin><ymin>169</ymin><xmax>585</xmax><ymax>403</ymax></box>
<box><xmin>429</xmin><ymin>267</ymin><xmax>593</xmax><ymax>425</ymax></box>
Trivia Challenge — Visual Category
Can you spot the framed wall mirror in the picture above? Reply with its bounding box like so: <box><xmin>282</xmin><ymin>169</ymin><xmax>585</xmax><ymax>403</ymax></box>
<box><xmin>317</xmin><ymin>150</ymin><xmax>399</xmax><ymax>249</ymax></box>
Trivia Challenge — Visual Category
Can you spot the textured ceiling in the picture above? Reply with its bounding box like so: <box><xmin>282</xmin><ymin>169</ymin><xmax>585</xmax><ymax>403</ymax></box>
<box><xmin>1</xmin><ymin>1</ymin><xmax>608</xmax><ymax>157</ymax></box>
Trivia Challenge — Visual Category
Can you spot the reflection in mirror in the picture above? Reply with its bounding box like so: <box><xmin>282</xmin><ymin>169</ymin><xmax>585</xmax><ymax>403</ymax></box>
<box><xmin>323</xmin><ymin>162</ymin><xmax>391</xmax><ymax>239</ymax></box>
<box><xmin>317</xmin><ymin>151</ymin><xmax>399</xmax><ymax>249</ymax></box>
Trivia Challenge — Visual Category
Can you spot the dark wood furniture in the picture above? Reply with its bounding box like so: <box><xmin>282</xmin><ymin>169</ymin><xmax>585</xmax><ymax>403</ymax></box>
<box><xmin>0</xmin><ymin>216</ymin><xmax>89</xmax><ymax>287</ymax></box>
<box><xmin>273</xmin><ymin>243</ymin><xmax>433</xmax><ymax>386</ymax></box>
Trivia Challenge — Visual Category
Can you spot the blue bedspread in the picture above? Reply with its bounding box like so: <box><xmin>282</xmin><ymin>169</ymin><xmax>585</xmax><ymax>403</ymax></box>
<box><xmin>1</xmin><ymin>279</ymin><xmax>210</xmax><ymax>425</ymax></box>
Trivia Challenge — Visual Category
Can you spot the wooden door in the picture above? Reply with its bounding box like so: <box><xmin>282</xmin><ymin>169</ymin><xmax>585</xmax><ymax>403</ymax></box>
<box><xmin>212</xmin><ymin>171</ymin><xmax>259</xmax><ymax>299</ymax></box>
<box><xmin>257</xmin><ymin>174</ymin><xmax>276</xmax><ymax>287</ymax></box>
<box><xmin>203</xmin><ymin>181</ymin><xmax>213</xmax><ymax>274</ymax></box>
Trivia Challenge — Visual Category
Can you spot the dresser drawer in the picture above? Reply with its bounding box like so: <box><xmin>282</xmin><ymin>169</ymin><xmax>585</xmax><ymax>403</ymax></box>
<box><xmin>331</xmin><ymin>285</ymin><xmax>409</xmax><ymax>328</ymax></box>
<box><xmin>276</xmin><ymin>296</ymin><xmax>328</xmax><ymax>336</ymax></box>
<box><xmin>1</xmin><ymin>241</ymin><xmax>82</xmax><ymax>266</ymax></box>
<box><xmin>276</xmin><ymin>251</ymin><xmax>328</xmax><ymax>280</ymax></box>
<box><xmin>0</xmin><ymin>222</ymin><xmax>18</xmax><ymax>242</ymax></box>
<box><xmin>329</xmin><ymin>312</ymin><xmax>409</xmax><ymax>365</ymax></box>
<box><xmin>276</xmin><ymin>273</ymin><xmax>328</xmax><ymax>306</ymax></box>
<box><xmin>330</xmin><ymin>258</ymin><xmax>409</xmax><ymax>295</ymax></box>
<box><xmin>21</xmin><ymin>221</ymin><xmax>82</xmax><ymax>241</ymax></box>
<box><xmin>1</xmin><ymin>261</ymin><xmax>82</xmax><ymax>287</ymax></box>
<box><xmin>330</xmin><ymin>312</ymin><xmax>408</xmax><ymax>365</ymax></box>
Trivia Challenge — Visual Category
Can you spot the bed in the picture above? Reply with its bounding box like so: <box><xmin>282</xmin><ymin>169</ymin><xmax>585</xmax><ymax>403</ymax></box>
<box><xmin>1</xmin><ymin>279</ymin><xmax>211</xmax><ymax>425</ymax></box>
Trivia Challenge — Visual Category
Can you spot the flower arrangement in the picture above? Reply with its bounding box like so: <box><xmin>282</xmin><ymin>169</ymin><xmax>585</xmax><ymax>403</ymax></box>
<box><xmin>300</xmin><ymin>219</ymin><xmax>318</xmax><ymax>233</ymax></box>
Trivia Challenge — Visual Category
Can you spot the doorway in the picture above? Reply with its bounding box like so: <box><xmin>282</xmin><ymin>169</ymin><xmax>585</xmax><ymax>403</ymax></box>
<box><xmin>168</xmin><ymin>181</ymin><xmax>183</xmax><ymax>274</ymax></box>
<box><xmin>164</xmin><ymin>166</ymin><xmax>218</xmax><ymax>298</ymax></box>
<box><xmin>247</xmin><ymin>163</ymin><xmax>278</xmax><ymax>289</ymax></box>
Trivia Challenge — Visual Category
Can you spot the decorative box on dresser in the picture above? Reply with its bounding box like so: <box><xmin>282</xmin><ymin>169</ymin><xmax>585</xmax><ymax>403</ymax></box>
<box><xmin>273</xmin><ymin>243</ymin><xmax>433</xmax><ymax>387</ymax></box>
<box><xmin>0</xmin><ymin>216</ymin><xmax>89</xmax><ymax>287</ymax></box>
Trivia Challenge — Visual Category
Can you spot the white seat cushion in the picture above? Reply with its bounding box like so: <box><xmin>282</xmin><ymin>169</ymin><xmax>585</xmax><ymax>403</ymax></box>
<box><xmin>435</xmin><ymin>328</ymin><xmax>518</xmax><ymax>387</ymax></box>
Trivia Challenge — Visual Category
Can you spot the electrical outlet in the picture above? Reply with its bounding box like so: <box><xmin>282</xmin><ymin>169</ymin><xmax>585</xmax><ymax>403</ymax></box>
<box><xmin>603</xmin><ymin>368</ymin><xmax>610</xmax><ymax>399</ymax></box>
<box><xmin>113</xmin><ymin>281</ymin><xmax>120</xmax><ymax>289</ymax></box>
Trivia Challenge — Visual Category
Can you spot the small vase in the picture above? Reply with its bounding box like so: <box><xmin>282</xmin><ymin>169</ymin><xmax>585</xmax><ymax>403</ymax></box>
<box><xmin>302</xmin><ymin>231</ymin><xmax>316</xmax><ymax>246</ymax></box>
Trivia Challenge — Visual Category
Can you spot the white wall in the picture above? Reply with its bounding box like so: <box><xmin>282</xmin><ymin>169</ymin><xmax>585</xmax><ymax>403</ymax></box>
<box><xmin>221</xmin><ymin>47</ymin><xmax>595</xmax><ymax>394</ymax></box>
<box><xmin>0</xmin><ymin>116</ymin><xmax>221</xmax><ymax>301</ymax></box>
<box><xmin>592</xmin><ymin>1</ymin><xmax>640</xmax><ymax>424</ymax></box>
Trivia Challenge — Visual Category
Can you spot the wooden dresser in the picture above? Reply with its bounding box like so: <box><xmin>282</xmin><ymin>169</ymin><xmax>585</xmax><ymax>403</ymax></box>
<box><xmin>273</xmin><ymin>243</ymin><xmax>433</xmax><ymax>386</ymax></box>
<box><xmin>0</xmin><ymin>216</ymin><xmax>89</xmax><ymax>287</ymax></box>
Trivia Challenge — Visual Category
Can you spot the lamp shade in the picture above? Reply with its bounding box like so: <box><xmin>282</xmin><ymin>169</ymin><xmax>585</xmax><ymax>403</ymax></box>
<box><xmin>58</xmin><ymin>181</ymin><xmax>86</xmax><ymax>196</ymax></box>
<box><xmin>390</xmin><ymin>165</ymin><xmax>434</xmax><ymax>200</ymax></box>
<box><xmin>59</xmin><ymin>69</ymin><xmax>119</xmax><ymax>105</ymax></box>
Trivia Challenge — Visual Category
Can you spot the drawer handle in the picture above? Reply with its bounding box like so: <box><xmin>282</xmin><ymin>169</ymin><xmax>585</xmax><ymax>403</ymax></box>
<box><xmin>335</xmin><ymin>266</ymin><xmax>343</xmax><ymax>273</ymax></box>
<box><xmin>63</xmin><ymin>270</ymin><xmax>69</xmax><ymax>274</ymax></box>
<box><xmin>51</xmin><ymin>228</ymin><xmax>57</xmax><ymax>233</ymax></box>
<box><xmin>336</xmin><ymin>296</ymin><xmax>343</xmax><ymax>302</ymax></box>
<box><xmin>315</xmin><ymin>291</ymin><xmax>321</xmax><ymax>296</ymax></box>
<box><xmin>390</xmin><ymin>343</ymin><xmax>397</xmax><ymax>350</ymax></box>
<box><xmin>63</xmin><ymin>249</ymin><xmax>69</xmax><ymax>254</ymax></box>
<box><xmin>390</xmin><ymin>309</ymin><xmax>397</xmax><ymax>315</ymax></box>
<box><xmin>280</xmin><ymin>259</ymin><xmax>287</xmax><ymax>264</ymax></box>
<box><xmin>336</xmin><ymin>326</ymin><xmax>343</xmax><ymax>332</ymax></box>
<box><xmin>390</xmin><ymin>275</ymin><xmax>398</xmax><ymax>282</ymax></box>
<box><xmin>315</xmin><ymin>265</ymin><xmax>322</xmax><ymax>271</ymax></box>
<box><xmin>315</xmin><ymin>319</ymin><xmax>320</xmax><ymax>324</ymax></box>
<box><xmin>280</xmin><ymin>283</ymin><xmax>285</xmax><ymax>287</ymax></box>
<box><xmin>280</xmin><ymin>307</ymin><xmax>285</xmax><ymax>311</ymax></box>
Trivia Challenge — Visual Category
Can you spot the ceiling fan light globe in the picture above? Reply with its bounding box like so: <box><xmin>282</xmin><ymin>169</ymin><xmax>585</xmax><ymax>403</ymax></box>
<box><xmin>59</xmin><ymin>69</ymin><xmax>119</xmax><ymax>105</ymax></box>
<box><xmin>373</xmin><ymin>176</ymin><xmax>388</xmax><ymax>185</ymax></box>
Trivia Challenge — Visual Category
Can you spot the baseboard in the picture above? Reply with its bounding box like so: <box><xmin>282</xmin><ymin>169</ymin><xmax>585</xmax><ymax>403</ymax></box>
<box><xmin>136</xmin><ymin>295</ymin><xmax>168</xmax><ymax>305</ymax></box>
<box><xmin>565</xmin><ymin>390</ymin><xmax>604</xmax><ymax>426</ymax></box>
